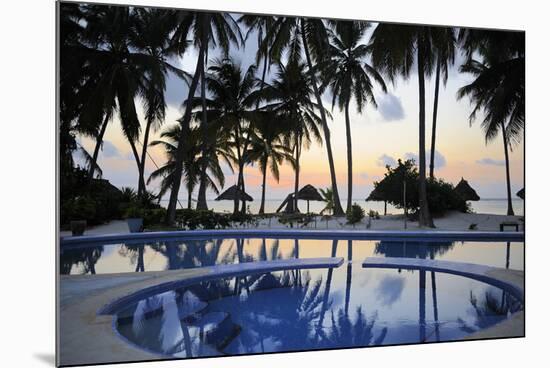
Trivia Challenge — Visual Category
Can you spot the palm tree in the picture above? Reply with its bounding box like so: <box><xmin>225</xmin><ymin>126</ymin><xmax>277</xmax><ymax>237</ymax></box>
<box><xmin>428</xmin><ymin>28</ymin><xmax>456</xmax><ymax>179</ymax></box>
<box><xmin>369</xmin><ymin>24</ymin><xmax>438</xmax><ymax>227</ymax></box>
<box><xmin>148</xmin><ymin>123</ymin><xmax>233</xmax><ymax>209</ymax></box>
<box><xmin>268</xmin><ymin>16</ymin><xmax>345</xmax><ymax>215</ymax></box>
<box><xmin>255</xmin><ymin>60</ymin><xmax>323</xmax><ymax>212</ymax></box>
<box><xmin>188</xmin><ymin>58</ymin><xmax>260</xmax><ymax>214</ymax></box>
<box><xmin>129</xmin><ymin>8</ymin><xmax>189</xmax><ymax>198</ymax></box>
<box><xmin>319</xmin><ymin>187</ymin><xmax>335</xmax><ymax>215</ymax></box>
<box><xmin>166</xmin><ymin>11</ymin><xmax>242</xmax><ymax>222</ymax></box>
<box><xmin>457</xmin><ymin>30</ymin><xmax>524</xmax><ymax>216</ymax></box>
<box><xmin>321</xmin><ymin>20</ymin><xmax>387</xmax><ymax>213</ymax></box>
<box><xmin>247</xmin><ymin>112</ymin><xmax>295</xmax><ymax>214</ymax></box>
<box><xmin>75</xmin><ymin>5</ymin><xmax>183</xmax><ymax>194</ymax></box>
<box><xmin>238</xmin><ymin>14</ymin><xmax>277</xmax><ymax>212</ymax></box>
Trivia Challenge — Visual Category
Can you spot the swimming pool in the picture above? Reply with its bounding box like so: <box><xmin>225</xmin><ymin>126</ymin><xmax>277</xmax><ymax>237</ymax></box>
<box><xmin>59</xmin><ymin>232</ymin><xmax>524</xmax><ymax>361</ymax></box>
<box><xmin>60</xmin><ymin>237</ymin><xmax>524</xmax><ymax>275</ymax></box>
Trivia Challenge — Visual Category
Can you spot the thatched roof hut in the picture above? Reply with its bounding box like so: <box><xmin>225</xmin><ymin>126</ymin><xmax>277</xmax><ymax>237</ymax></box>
<box><xmin>298</xmin><ymin>184</ymin><xmax>323</xmax><ymax>213</ymax></box>
<box><xmin>453</xmin><ymin>178</ymin><xmax>480</xmax><ymax>201</ymax></box>
<box><xmin>215</xmin><ymin>185</ymin><xmax>253</xmax><ymax>202</ymax></box>
<box><xmin>366</xmin><ymin>186</ymin><xmax>388</xmax><ymax>215</ymax></box>
<box><xmin>517</xmin><ymin>188</ymin><xmax>524</xmax><ymax>200</ymax></box>
<box><xmin>276</xmin><ymin>185</ymin><xmax>323</xmax><ymax>213</ymax></box>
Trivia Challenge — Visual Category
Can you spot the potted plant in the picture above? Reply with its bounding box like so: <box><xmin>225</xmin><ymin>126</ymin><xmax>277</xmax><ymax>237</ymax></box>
<box><xmin>69</xmin><ymin>196</ymin><xmax>96</xmax><ymax>236</ymax></box>
<box><xmin>125</xmin><ymin>205</ymin><xmax>145</xmax><ymax>233</ymax></box>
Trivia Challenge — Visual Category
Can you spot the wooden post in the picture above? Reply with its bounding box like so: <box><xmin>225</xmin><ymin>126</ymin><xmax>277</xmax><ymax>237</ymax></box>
<box><xmin>403</xmin><ymin>181</ymin><xmax>407</xmax><ymax>229</ymax></box>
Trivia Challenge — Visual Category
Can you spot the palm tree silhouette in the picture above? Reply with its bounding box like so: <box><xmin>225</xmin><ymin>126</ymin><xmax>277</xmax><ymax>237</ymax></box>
<box><xmin>254</xmin><ymin>60</ymin><xmax>324</xmax><ymax>212</ymax></box>
<box><xmin>166</xmin><ymin>11</ymin><xmax>242</xmax><ymax>221</ymax></box>
<box><xmin>457</xmin><ymin>31</ymin><xmax>524</xmax><ymax>216</ymax></box>
<box><xmin>191</xmin><ymin>58</ymin><xmax>259</xmax><ymax>214</ymax></box>
<box><xmin>370</xmin><ymin>24</ymin><xmax>444</xmax><ymax>227</ymax></box>
<box><xmin>320</xmin><ymin>20</ymin><xmax>387</xmax><ymax>212</ymax></box>
<box><xmin>267</xmin><ymin>17</ymin><xmax>345</xmax><ymax>215</ymax></box>
<box><xmin>246</xmin><ymin>112</ymin><xmax>295</xmax><ymax>214</ymax></box>
<box><xmin>429</xmin><ymin>28</ymin><xmax>456</xmax><ymax>179</ymax></box>
<box><xmin>148</xmin><ymin>123</ymin><xmax>233</xmax><ymax>208</ymax></box>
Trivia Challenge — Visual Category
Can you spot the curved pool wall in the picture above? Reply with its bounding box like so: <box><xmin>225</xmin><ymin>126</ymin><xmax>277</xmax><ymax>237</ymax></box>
<box><xmin>97</xmin><ymin>257</ymin><xmax>344</xmax><ymax>315</ymax></box>
<box><xmin>60</xmin><ymin>229</ymin><xmax>524</xmax><ymax>248</ymax></box>
<box><xmin>362</xmin><ymin>257</ymin><xmax>524</xmax><ymax>303</ymax></box>
<box><xmin>106</xmin><ymin>258</ymin><xmax>523</xmax><ymax>358</ymax></box>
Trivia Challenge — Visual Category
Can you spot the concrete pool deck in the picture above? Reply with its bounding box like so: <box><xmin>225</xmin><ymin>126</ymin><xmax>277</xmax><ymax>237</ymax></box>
<box><xmin>58</xmin><ymin>258</ymin><xmax>344</xmax><ymax>366</ymax></box>
<box><xmin>60</xmin><ymin>228</ymin><xmax>524</xmax><ymax>248</ymax></box>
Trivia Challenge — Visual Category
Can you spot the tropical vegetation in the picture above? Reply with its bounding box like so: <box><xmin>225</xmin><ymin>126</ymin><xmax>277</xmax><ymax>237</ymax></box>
<box><xmin>59</xmin><ymin>3</ymin><xmax>524</xmax><ymax>228</ymax></box>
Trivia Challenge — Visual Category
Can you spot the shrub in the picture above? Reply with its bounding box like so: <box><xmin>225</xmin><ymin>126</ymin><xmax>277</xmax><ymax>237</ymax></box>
<box><xmin>143</xmin><ymin>208</ymin><xmax>167</xmax><ymax>227</ymax></box>
<box><xmin>124</xmin><ymin>205</ymin><xmax>145</xmax><ymax>219</ymax></box>
<box><xmin>347</xmin><ymin>203</ymin><xmax>365</xmax><ymax>226</ymax></box>
<box><xmin>175</xmin><ymin>209</ymin><xmax>231</xmax><ymax>230</ymax></box>
<box><xmin>368</xmin><ymin>210</ymin><xmax>380</xmax><ymax>219</ymax></box>
<box><xmin>63</xmin><ymin>195</ymin><xmax>97</xmax><ymax>222</ymax></box>
<box><xmin>371</xmin><ymin>159</ymin><xmax>468</xmax><ymax>216</ymax></box>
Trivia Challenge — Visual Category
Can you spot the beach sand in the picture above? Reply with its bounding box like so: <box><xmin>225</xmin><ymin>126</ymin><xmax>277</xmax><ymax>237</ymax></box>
<box><xmin>243</xmin><ymin>211</ymin><xmax>524</xmax><ymax>232</ymax></box>
<box><xmin>60</xmin><ymin>211</ymin><xmax>524</xmax><ymax>237</ymax></box>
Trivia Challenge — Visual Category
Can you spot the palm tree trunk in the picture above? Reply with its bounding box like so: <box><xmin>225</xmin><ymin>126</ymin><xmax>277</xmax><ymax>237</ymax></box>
<box><xmin>165</xmin><ymin>42</ymin><xmax>205</xmax><ymax>224</ymax></box>
<box><xmin>240</xmin><ymin>133</ymin><xmax>252</xmax><ymax>214</ymax></box>
<box><xmin>88</xmin><ymin>113</ymin><xmax>110</xmax><ymax>180</ymax></box>
<box><xmin>429</xmin><ymin>61</ymin><xmax>441</xmax><ymax>180</ymax></box>
<box><xmin>259</xmin><ymin>157</ymin><xmax>268</xmax><ymax>214</ymax></box>
<box><xmin>187</xmin><ymin>186</ymin><xmax>192</xmax><ymax>209</ymax></box>
<box><xmin>128</xmin><ymin>139</ymin><xmax>146</xmax><ymax>192</ymax></box>
<box><xmin>293</xmin><ymin>135</ymin><xmax>301</xmax><ymax>213</ymax></box>
<box><xmin>234</xmin><ymin>126</ymin><xmax>243</xmax><ymax>215</ymax></box>
<box><xmin>300</xmin><ymin>19</ymin><xmax>344</xmax><ymax>216</ymax></box>
<box><xmin>417</xmin><ymin>42</ymin><xmax>435</xmax><ymax>228</ymax></box>
<box><xmin>344</xmin><ymin>100</ymin><xmax>353</xmax><ymax>213</ymax></box>
<box><xmin>138</xmin><ymin>118</ymin><xmax>153</xmax><ymax>198</ymax></box>
<box><xmin>501</xmin><ymin>121</ymin><xmax>515</xmax><ymax>216</ymax></box>
<box><xmin>196</xmin><ymin>48</ymin><xmax>209</xmax><ymax>211</ymax></box>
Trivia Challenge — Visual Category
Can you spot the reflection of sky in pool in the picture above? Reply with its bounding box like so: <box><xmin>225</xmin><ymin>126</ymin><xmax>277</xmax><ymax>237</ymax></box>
<box><xmin>60</xmin><ymin>238</ymin><xmax>524</xmax><ymax>275</ymax></box>
<box><xmin>114</xmin><ymin>265</ymin><xmax>522</xmax><ymax>358</ymax></box>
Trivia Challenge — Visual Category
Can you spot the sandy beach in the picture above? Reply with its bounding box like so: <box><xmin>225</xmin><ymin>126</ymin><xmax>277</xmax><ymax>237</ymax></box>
<box><xmin>60</xmin><ymin>211</ymin><xmax>524</xmax><ymax>237</ymax></box>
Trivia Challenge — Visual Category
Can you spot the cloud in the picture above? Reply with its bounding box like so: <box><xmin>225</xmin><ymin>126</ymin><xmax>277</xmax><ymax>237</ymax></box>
<box><xmin>476</xmin><ymin>158</ymin><xmax>506</xmax><ymax>166</ymax></box>
<box><xmin>377</xmin><ymin>93</ymin><xmax>405</xmax><ymax>122</ymax></box>
<box><xmin>376</xmin><ymin>154</ymin><xmax>397</xmax><ymax>167</ymax></box>
<box><xmin>404</xmin><ymin>150</ymin><xmax>447</xmax><ymax>169</ymax></box>
<box><xmin>101</xmin><ymin>140</ymin><xmax>121</xmax><ymax>158</ymax></box>
<box><xmin>359</xmin><ymin>172</ymin><xmax>369</xmax><ymax>180</ymax></box>
<box><xmin>375</xmin><ymin>275</ymin><xmax>405</xmax><ymax>306</ymax></box>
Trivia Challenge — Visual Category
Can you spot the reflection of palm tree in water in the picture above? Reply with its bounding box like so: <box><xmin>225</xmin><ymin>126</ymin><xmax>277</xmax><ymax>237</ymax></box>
<box><xmin>119</xmin><ymin>244</ymin><xmax>146</xmax><ymax>272</ymax></box>
<box><xmin>319</xmin><ymin>307</ymin><xmax>387</xmax><ymax>349</ymax></box>
<box><xmin>345</xmin><ymin>240</ymin><xmax>352</xmax><ymax>316</ymax></box>
<box><xmin>60</xmin><ymin>246</ymin><xmax>103</xmax><ymax>274</ymax></box>
<box><xmin>457</xmin><ymin>289</ymin><xmax>522</xmax><ymax>334</ymax></box>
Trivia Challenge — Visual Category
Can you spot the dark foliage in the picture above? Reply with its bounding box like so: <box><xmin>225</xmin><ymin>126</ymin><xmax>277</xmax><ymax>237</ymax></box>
<box><xmin>372</xmin><ymin>159</ymin><xmax>468</xmax><ymax>216</ymax></box>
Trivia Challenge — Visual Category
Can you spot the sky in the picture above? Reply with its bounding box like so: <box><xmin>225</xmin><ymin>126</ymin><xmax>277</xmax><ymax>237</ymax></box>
<box><xmin>75</xmin><ymin>17</ymin><xmax>524</xmax><ymax>202</ymax></box>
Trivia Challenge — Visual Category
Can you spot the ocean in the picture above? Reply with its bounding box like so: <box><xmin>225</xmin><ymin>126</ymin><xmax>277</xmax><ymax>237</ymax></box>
<box><xmin>158</xmin><ymin>198</ymin><xmax>524</xmax><ymax>216</ymax></box>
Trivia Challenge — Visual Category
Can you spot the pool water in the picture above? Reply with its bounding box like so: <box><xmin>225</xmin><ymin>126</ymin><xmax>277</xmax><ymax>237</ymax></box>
<box><xmin>114</xmin><ymin>266</ymin><xmax>521</xmax><ymax>358</ymax></box>
<box><xmin>60</xmin><ymin>238</ymin><xmax>524</xmax><ymax>275</ymax></box>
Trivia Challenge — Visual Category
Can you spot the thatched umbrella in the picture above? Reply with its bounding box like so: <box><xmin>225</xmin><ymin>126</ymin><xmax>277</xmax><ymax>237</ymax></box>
<box><xmin>516</xmin><ymin>188</ymin><xmax>524</xmax><ymax>200</ymax></box>
<box><xmin>366</xmin><ymin>186</ymin><xmax>388</xmax><ymax>215</ymax></box>
<box><xmin>215</xmin><ymin>185</ymin><xmax>253</xmax><ymax>210</ymax></box>
<box><xmin>297</xmin><ymin>184</ymin><xmax>324</xmax><ymax>213</ymax></box>
<box><xmin>453</xmin><ymin>178</ymin><xmax>480</xmax><ymax>201</ymax></box>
